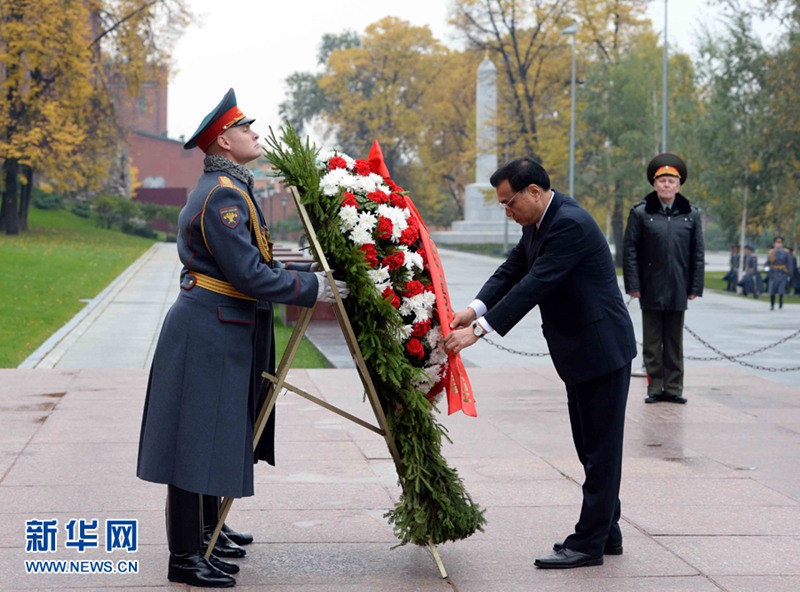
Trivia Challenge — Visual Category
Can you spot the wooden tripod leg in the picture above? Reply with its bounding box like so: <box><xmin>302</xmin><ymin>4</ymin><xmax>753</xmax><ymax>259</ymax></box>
<box><xmin>290</xmin><ymin>186</ymin><xmax>449</xmax><ymax>578</ymax></box>
<box><xmin>206</xmin><ymin>306</ymin><xmax>316</xmax><ymax>560</ymax></box>
<box><xmin>427</xmin><ymin>541</ymin><xmax>448</xmax><ymax>578</ymax></box>
<box><xmin>204</xmin><ymin>497</ymin><xmax>234</xmax><ymax>560</ymax></box>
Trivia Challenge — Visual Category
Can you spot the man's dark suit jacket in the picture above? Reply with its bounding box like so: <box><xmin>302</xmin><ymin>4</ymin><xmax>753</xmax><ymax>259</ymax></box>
<box><xmin>478</xmin><ymin>190</ymin><xmax>636</xmax><ymax>386</ymax></box>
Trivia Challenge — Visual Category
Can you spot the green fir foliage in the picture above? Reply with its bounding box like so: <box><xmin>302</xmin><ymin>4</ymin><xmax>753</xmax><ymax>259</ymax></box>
<box><xmin>265</xmin><ymin>125</ymin><xmax>485</xmax><ymax>546</ymax></box>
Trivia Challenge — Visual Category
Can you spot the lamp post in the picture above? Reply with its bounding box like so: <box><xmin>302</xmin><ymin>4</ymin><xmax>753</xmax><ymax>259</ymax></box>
<box><xmin>267</xmin><ymin>181</ymin><xmax>275</xmax><ymax>227</ymax></box>
<box><xmin>562</xmin><ymin>23</ymin><xmax>578</xmax><ymax>198</ymax></box>
<box><xmin>662</xmin><ymin>0</ymin><xmax>668</xmax><ymax>152</ymax></box>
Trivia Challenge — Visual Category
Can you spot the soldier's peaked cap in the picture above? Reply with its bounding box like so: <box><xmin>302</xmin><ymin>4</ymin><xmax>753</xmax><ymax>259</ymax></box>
<box><xmin>647</xmin><ymin>153</ymin><xmax>687</xmax><ymax>185</ymax></box>
<box><xmin>183</xmin><ymin>88</ymin><xmax>255</xmax><ymax>151</ymax></box>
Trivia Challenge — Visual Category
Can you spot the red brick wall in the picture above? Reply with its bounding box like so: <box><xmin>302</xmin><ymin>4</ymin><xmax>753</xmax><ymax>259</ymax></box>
<box><xmin>130</xmin><ymin>132</ymin><xmax>204</xmax><ymax>196</ymax></box>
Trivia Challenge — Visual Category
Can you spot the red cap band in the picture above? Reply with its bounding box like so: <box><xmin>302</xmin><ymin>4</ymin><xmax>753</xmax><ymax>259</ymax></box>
<box><xmin>197</xmin><ymin>106</ymin><xmax>245</xmax><ymax>151</ymax></box>
<box><xmin>654</xmin><ymin>165</ymin><xmax>680</xmax><ymax>179</ymax></box>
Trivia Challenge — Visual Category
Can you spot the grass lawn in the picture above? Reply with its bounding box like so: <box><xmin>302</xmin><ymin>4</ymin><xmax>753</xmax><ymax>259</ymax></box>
<box><xmin>0</xmin><ymin>208</ymin><xmax>329</xmax><ymax>368</ymax></box>
<box><xmin>704</xmin><ymin>270</ymin><xmax>800</xmax><ymax>304</ymax></box>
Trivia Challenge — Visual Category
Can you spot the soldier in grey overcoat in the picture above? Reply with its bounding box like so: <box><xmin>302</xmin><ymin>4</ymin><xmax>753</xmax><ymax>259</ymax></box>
<box><xmin>136</xmin><ymin>89</ymin><xmax>347</xmax><ymax>588</ymax></box>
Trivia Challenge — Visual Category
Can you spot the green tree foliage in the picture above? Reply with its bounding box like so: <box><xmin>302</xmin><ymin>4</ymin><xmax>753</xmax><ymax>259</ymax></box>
<box><xmin>693</xmin><ymin>2</ymin><xmax>773</xmax><ymax>245</ymax></box>
<box><xmin>279</xmin><ymin>18</ymin><xmax>478</xmax><ymax>226</ymax></box>
<box><xmin>278</xmin><ymin>30</ymin><xmax>360</xmax><ymax>133</ymax></box>
<box><xmin>450</xmin><ymin>0</ymin><xmax>574</xmax><ymax>164</ymax></box>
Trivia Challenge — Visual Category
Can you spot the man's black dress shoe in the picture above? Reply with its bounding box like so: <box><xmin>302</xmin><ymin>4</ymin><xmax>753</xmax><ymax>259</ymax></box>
<box><xmin>222</xmin><ymin>523</ymin><xmax>253</xmax><ymax>546</ymax></box>
<box><xmin>645</xmin><ymin>393</ymin><xmax>668</xmax><ymax>403</ymax></box>
<box><xmin>534</xmin><ymin>548</ymin><xmax>603</xmax><ymax>569</ymax></box>
<box><xmin>168</xmin><ymin>551</ymin><xmax>236</xmax><ymax>588</ymax></box>
<box><xmin>553</xmin><ymin>541</ymin><xmax>623</xmax><ymax>555</ymax></box>
<box><xmin>203</xmin><ymin>528</ymin><xmax>247</xmax><ymax>558</ymax></box>
<box><xmin>664</xmin><ymin>393</ymin><xmax>687</xmax><ymax>404</ymax></box>
<box><xmin>208</xmin><ymin>554</ymin><xmax>240</xmax><ymax>575</ymax></box>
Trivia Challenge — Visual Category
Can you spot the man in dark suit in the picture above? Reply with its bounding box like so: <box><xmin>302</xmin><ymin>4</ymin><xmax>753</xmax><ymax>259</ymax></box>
<box><xmin>444</xmin><ymin>157</ymin><xmax>636</xmax><ymax>569</ymax></box>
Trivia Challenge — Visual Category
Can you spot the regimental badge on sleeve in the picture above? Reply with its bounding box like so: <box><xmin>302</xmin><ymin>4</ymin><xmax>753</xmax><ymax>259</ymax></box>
<box><xmin>219</xmin><ymin>206</ymin><xmax>241</xmax><ymax>229</ymax></box>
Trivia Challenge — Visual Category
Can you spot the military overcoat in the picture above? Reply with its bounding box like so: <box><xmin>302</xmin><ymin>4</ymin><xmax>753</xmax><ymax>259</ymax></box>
<box><xmin>137</xmin><ymin>170</ymin><xmax>317</xmax><ymax>498</ymax></box>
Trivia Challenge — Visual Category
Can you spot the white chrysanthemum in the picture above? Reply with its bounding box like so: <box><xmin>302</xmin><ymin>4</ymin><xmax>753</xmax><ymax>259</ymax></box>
<box><xmin>402</xmin><ymin>250</ymin><xmax>424</xmax><ymax>272</ymax></box>
<box><xmin>319</xmin><ymin>149</ymin><xmax>355</xmax><ymax>168</ymax></box>
<box><xmin>338</xmin><ymin>205</ymin><xmax>359</xmax><ymax>231</ymax></box>
<box><xmin>353</xmin><ymin>175</ymin><xmax>378</xmax><ymax>194</ymax></box>
<box><xmin>429</xmin><ymin>389</ymin><xmax>445</xmax><ymax>406</ymax></box>
<box><xmin>320</xmin><ymin>168</ymin><xmax>353</xmax><ymax>196</ymax></box>
<box><xmin>367</xmin><ymin>266</ymin><xmax>391</xmax><ymax>288</ymax></box>
<box><xmin>426</xmin><ymin>326</ymin><xmax>443</xmax><ymax>349</ymax></box>
<box><xmin>428</xmin><ymin>343</ymin><xmax>448</xmax><ymax>366</ymax></box>
<box><xmin>425</xmin><ymin>362</ymin><xmax>445</xmax><ymax>383</ymax></box>
<box><xmin>396</xmin><ymin>324</ymin><xmax>413</xmax><ymax>341</ymax></box>
<box><xmin>356</xmin><ymin>211</ymin><xmax>377</xmax><ymax>231</ymax></box>
<box><xmin>399</xmin><ymin>292</ymin><xmax>436</xmax><ymax>323</ymax></box>
<box><xmin>349</xmin><ymin>226</ymin><xmax>373</xmax><ymax>246</ymax></box>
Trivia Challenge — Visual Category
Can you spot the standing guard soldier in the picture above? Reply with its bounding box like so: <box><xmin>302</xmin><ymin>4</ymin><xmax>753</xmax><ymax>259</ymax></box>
<box><xmin>739</xmin><ymin>245</ymin><xmax>762</xmax><ymax>297</ymax></box>
<box><xmin>623</xmin><ymin>153</ymin><xmax>704</xmax><ymax>404</ymax></box>
<box><xmin>136</xmin><ymin>89</ymin><xmax>348</xmax><ymax>588</ymax></box>
<box><xmin>766</xmin><ymin>236</ymin><xmax>791</xmax><ymax>310</ymax></box>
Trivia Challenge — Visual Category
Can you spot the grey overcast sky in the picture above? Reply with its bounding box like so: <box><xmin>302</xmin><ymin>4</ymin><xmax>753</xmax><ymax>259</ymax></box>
<box><xmin>165</xmin><ymin>0</ymin><xmax>728</xmax><ymax>143</ymax></box>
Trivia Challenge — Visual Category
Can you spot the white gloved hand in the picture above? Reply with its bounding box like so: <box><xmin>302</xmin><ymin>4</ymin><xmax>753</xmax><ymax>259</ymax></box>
<box><xmin>315</xmin><ymin>271</ymin><xmax>350</xmax><ymax>303</ymax></box>
<box><xmin>309</xmin><ymin>261</ymin><xmax>321</xmax><ymax>272</ymax></box>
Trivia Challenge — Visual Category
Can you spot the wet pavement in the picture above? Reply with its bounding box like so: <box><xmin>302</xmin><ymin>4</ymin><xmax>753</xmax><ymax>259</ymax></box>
<box><xmin>2</xmin><ymin>242</ymin><xmax>799</xmax><ymax>591</ymax></box>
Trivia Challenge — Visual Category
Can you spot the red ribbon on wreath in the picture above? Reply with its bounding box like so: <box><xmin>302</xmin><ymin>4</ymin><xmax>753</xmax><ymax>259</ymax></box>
<box><xmin>369</xmin><ymin>141</ymin><xmax>476</xmax><ymax>417</ymax></box>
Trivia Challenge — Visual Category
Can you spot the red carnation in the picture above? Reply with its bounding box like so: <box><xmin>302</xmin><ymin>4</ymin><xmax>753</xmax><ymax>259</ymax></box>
<box><xmin>424</xmin><ymin>283</ymin><xmax>435</xmax><ymax>293</ymax></box>
<box><xmin>341</xmin><ymin>192</ymin><xmax>358</xmax><ymax>207</ymax></box>
<box><xmin>386</xmin><ymin>178</ymin><xmax>404</xmax><ymax>192</ymax></box>
<box><xmin>389</xmin><ymin>193</ymin><xmax>406</xmax><ymax>208</ymax></box>
<box><xmin>360</xmin><ymin>243</ymin><xmax>379</xmax><ymax>267</ymax></box>
<box><xmin>367</xmin><ymin>190</ymin><xmax>389</xmax><ymax>204</ymax></box>
<box><xmin>417</xmin><ymin>247</ymin><xmax>429</xmax><ymax>267</ymax></box>
<box><xmin>382</xmin><ymin>286</ymin><xmax>401</xmax><ymax>308</ymax></box>
<box><xmin>411</xmin><ymin>320</ymin><xmax>431</xmax><ymax>338</ymax></box>
<box><xmin>377</xmin><ymin>217</ymin><xmax>393</xmax><ymax>240</ymax></box>
<box><xmin>354</xmin><ymin>159</ymin><xmax>372</xmax><ymax>176</ymax></box>
<box><xmin>399</xmin><ymin>225</ymin><xmax>419</xmax><ymax>245</ymax></box>
<box><xmin>403</xmin><ymin>280</ymin><xmax>425</xmax><ymax>298</ymax></box>
<box><xmin>427</xmin><ymin>378</ymin><xmax>446</xmax><ymax>400</ymax></box>
<box><xmin>406</xmin><ymin>337</ymin><xmax>426</xmax><ymax>360</ymax></box>
<box><xmin>382</xmin><ymin>251</ymin><xmax>405</xmax><ymax>270</ymax></box>
<box><xmin>328</xmin><ymin>156</ymin><xmax>347</xmax><ymax>170</ymax></box>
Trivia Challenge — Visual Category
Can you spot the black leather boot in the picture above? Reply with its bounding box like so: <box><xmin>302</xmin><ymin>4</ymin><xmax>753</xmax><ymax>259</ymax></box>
<box><xmin>168</xmin><ymin>551</ymin><xmax>236</xmax><ymax>587</ymax></box>
<box><xmin>208</xmin><ymin>553</ymin><xmax>240</xmax><ymax>574</ymax></box>
<box><xmin>222</xmin><ymin>523</ymin><xmax>253</xmax><ymax>546</ymax></box>
<box><xmin>204</xmin><ymin>527</ymin><xmax>247</xmax><ymax>558</ymax></box>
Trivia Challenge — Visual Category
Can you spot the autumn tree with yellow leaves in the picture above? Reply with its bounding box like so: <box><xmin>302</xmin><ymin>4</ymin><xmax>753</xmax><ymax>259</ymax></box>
<box><xmin>280</xmin><ymin>18</ymin><xmax>480</xmax><ymax>226</ymax></box>
<box><xmin>0</xmin><ymin>0</ymin><xmax>190</xmax><ymax>235</ymax></box>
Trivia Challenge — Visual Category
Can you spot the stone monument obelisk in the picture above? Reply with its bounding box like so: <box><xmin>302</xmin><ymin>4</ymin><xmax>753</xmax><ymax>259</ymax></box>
<box><xmin>432</xmin><ymin>55</ymin><xmax>522</xmax><ymax>245</ymax></box>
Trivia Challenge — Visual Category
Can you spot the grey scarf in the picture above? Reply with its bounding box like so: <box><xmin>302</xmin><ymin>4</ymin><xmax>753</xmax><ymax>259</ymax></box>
<box><xmin>203</xmin><ymin>155</ymin><xmax>255</xmax><ymax>194</ymax></box>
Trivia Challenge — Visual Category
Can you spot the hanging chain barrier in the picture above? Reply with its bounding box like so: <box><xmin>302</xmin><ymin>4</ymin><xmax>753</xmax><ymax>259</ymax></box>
<box><xmin>481</xmin><ymin>336</ymin><xmax>550</xmax><ymax>357</ymax></box>
<box><xmin>479</xmin><ymin>297</ymin><xmax>800</xmax><ymax>372</ymax></box>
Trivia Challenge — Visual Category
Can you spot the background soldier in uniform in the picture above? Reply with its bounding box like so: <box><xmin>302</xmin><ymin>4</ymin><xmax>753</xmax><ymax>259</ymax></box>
<box><xmin>623</xmin><ymin>153</ymin><xmax>704</xmax><ymax>405</ymax></box>
<box><xmin>766</xmin><ymin>236</ymin><xmax>792</xmax><ymax>310</ymax></box>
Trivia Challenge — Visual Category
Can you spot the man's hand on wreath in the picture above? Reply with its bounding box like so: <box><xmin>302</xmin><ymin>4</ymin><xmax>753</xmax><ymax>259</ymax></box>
<box><xmin>444</xmin><ymin>326</ymin><xmax>479</xmax><ymax>355</ymax></box>
<box><xmin>449</xmin><ymin>308</ymin><xmax>476</xmax><ymax>330</ymax></box>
